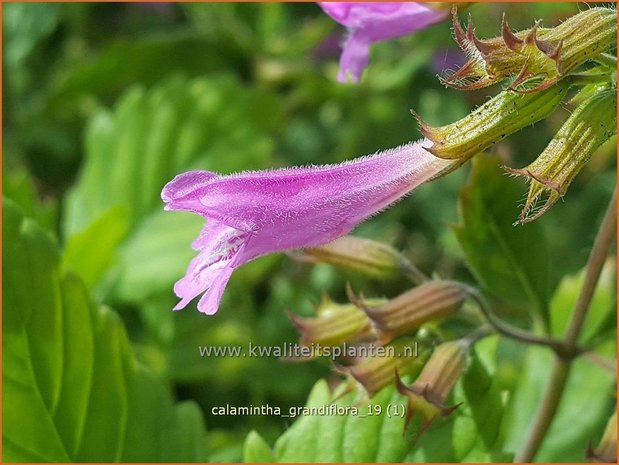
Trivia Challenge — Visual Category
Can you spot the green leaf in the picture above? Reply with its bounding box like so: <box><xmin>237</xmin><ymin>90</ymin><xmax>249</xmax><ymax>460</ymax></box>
<box><xmin>3</xmin><ymin>3</ymin><xmax>60</xmax><ymax>68</ymax></box>
<box><xmin>2</xmin><ymin>199</ymin><xmax>208</xmax><ymax>462</ymax></box>
<box><xmin>549</xmin><ymin>258</ymin><xmax>616</xmax><ymax>343</ymax></box>
<box><xmin>503</xmin><ymin>343</ymin><xmax>615</xmax><ymax>462</ymax></box>
<box><xmin>273</xmin><ymin>379</ymin><xmax>400</xmax><ymax>463</ymax></box>
<box><xmin>160</xmin><ymin>402</ymin><xmax>210</xmax><ymax>462</ymax></box>
<box><xmin>48</xmin><ymin>35</ymin><xmax>247</xmax><ymax>117</ymax></box>
<box><xmin>461</xmin><ymin>338</ymin><xmax>506</xmax><ymax>455</ymax></box>
<box><xmin>2</xmin><ymin>168</ymin><xmax>57</xmax><ymax>231</ymax></box>
<box><xmin>63</xmin><ymin>206</ymin><xmax>129</xmax><ymax>289</ymax></box>
<box><xmin>244</xmin><ymin>430</ymin><xmax>275</xmax><ymax>463</ymax></box>
<box><xmin>454</xmin><ymin>155</ymin><xmax>555</xmax><ymax>327</ymax></box>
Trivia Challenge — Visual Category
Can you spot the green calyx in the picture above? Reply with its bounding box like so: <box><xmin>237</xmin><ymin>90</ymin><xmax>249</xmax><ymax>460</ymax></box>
<box><xmin>506</xmin><ymin>88</ymin><xmax>617</xmax><ymax>224</ymax></box>
<box><xmin>444</xmin><ymin>7</ymin><xmax>617</xmax><ymax>93</ymax></box>
<box><xmin>415</xmin><ymin>81</ymin><xmax>569</xmax><ymax>162</ymax></box>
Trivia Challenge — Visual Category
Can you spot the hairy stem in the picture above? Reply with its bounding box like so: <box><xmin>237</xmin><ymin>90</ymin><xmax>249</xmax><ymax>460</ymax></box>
<box><xmin>516</xmin><ymin>189</ymin><xmax>617</xmax><ymax>462</ymax></box>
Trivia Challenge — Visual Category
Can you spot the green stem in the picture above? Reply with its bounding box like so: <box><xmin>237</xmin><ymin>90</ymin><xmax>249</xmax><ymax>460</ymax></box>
<box><xmin>463</xmin><ymin>325</ymin><xmax>494</xmax><ymax>346</ymax></box>
<box><xmin>563</xmin><ymin>190</ymin><xmax>617</xmax><ymax>346</ymax></box>
<box><xmin>465</xmin><ymin>287</ymin><xmax>578</xmax><ymax>357</ymax></box>
<box><xmin>582</xmin><ymin>351</ymin><xmax>616</xmax><ymax>375</ymax></box>
<box><xmin>516</xmin><ymin>189</ymin><xmax>617</xmax><ymax>462</ymax></box>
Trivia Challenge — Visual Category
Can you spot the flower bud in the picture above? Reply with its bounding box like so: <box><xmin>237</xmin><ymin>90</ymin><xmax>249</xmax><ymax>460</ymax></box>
<box><xmin>415</xmin><ymin>81</ymin><xmax>569</xmax><ymax>162</ymax></box>
<box><xmin>299</xmin><ymin>235</ymin><xmax>421</xmax><ymax>281</ymax></box>
<box><xmin>337</xmin><ymin>341</ymin><xmax>423</xmax><ymax>397</ymax></box>
<box><xmin>506</xmin><ymin>89</ymin><xmax>617</xmax><ymax>223</ymax></box>
<box><xmin>395</xmin><ymin>340</ymin><xmax>468</xmax><ymax>433</ymax></box>
<box><xmin>349</xmin><ymin>281</ymin><xmax>466</xmax><ymax>345</ymax></box>
<box><xmin>444</xmin><ymin>7</ymin><xmax>616</xmax><ymax>92</ymax></box>
<box><xmin>289</xmin><ymin>294</ymin><xmax>382</xmax><ymax>348</ymax></box>
<box><xmin>587</xmin><ymin>410</ymin><xmax>616</xmax><ymax>463</ymax></box>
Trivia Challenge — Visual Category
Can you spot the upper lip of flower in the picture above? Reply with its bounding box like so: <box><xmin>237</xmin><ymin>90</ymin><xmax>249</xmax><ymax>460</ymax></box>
<box><xmin>162</xmin><ymin>171</ymin><xmax>255</xmax><ymax>232</ymax></box>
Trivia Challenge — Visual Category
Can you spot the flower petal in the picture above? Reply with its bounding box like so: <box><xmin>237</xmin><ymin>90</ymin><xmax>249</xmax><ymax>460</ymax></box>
<box><xmin>163</xmin><ymin>171</ymin><xmax>254</xmax><ymax>231</ymax></box>
<box><xmin>161</xmin><ymin>170</ymin><xmax>219</xmax><ymax>202</ymax></box>
<box><xmin>196</xmin><ymin>265</ymin><xmax>234</xmax><ymax>315</ymax></box>
<box><xmin>319</xmin><ymin>2</ymin><xmax>448</xmax><ymax>82</ymax></box>
<box><xmin>338</xmin><ymin>31</ymin><xmax>372</xmax><ymax>83</ymax></box>
<box><xmin>320</xmin><ymin>2</ymin><xmax>426</xmax><ymax>29</ymax></box>
<box><xmin>173</xmin><ymin>219</ymin><xmax>250</xmax><ymax>313</ymax></box>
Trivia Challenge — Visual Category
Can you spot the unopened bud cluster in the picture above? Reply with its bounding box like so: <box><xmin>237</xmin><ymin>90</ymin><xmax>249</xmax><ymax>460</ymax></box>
<box><xmin>288</xmin><ymin>277</ymin><xmax>469</xmax><ymax>402</ymax></box>
<box><xmin>289</xmin><ymin>243</ymin><xmax>477</xmax><ymax>438</ymax></box>
<box><xmin>290</xmin><ymin>234</ymin><xmax>469</xmax><ymax>398</ymax></box>
<box><xmin>444</xmin><ymin>7</ymin><xmax>616</xmax><ymax>92</ymax></box>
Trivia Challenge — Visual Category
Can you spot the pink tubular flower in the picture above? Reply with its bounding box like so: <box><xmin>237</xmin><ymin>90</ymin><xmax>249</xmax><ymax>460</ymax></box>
<box><xmin>319</xmin><ymin>2</ymin><xmax>449</xmax><ymax>83</ymax></box>
<box><xmin>162</xmin><ymin>140</ymin><xmax>452</xmax><ymax>315</ymax></box>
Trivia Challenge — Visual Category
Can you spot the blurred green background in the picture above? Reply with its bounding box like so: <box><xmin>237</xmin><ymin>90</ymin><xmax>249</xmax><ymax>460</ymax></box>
<box><xmin>3</xmin><ymin>2</ymin><xmax>616</xmax><ymax>463</ymax></box>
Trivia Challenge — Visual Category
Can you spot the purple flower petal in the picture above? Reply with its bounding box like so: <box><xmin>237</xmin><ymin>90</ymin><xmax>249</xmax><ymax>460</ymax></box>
<box><xmin>338</xmin><ymin>31</ymin><xmax>372</xmax><ymax>83</ymax></box>
<box><xmin>318</xmin><ymin>2</ymin><xmax>449</xmax><ymax>82</ymax></box>
<box><xmin>172</xmin><ymin>219</ymin><xmax>248</xmax><ymax>314</ymax></box>
<box><xmin>161</xmin><ymin>170</ymin><xmax>219</xmax><ymax>202</ymax></box>
<box><xmin>162</xmin><ymin>139</ymin><xmax>453</xmax><ymax>314</ymax></box>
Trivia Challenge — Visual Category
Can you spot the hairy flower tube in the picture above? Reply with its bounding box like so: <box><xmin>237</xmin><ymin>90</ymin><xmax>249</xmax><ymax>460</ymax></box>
<box><xmin>162</xmin><ymin>141</ymin><xmax>453</xmax><ymax>314</ymax></box>
<box><xmin>319</xmin><ymin>2</ymin><xmax>448</xmax><ymax>83</ymax></box>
